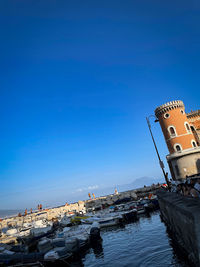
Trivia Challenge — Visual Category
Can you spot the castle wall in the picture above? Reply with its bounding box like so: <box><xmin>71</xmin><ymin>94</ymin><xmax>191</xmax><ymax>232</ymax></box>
<box><xmin>167</xmin><ymin>149</ymin><xmax>200</xmax><ymax>179</ymax></box>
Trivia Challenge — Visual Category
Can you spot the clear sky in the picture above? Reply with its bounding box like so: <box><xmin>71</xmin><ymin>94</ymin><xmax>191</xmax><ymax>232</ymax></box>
<box><xmin>0</xmin><ymin>0</ymin><xmax>200</xmax><ymax>209</ymax></box>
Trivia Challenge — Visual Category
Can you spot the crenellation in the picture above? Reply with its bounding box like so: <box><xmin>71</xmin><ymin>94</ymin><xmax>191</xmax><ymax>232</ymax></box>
<box><xmin>155</xmin><ymin>100</ymin><xmax>184</xmax><ymax>117</ymax></box>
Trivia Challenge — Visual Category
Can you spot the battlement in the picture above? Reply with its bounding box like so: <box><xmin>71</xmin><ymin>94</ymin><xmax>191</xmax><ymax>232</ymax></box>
<box><xmin>155</xmin><ymin>100</ymin><xmax>184</xmax><ymax>117</ymax></box>
<box><xmin>187</xmin><ymin>110</ymin><xmax>200</xmax><ymax>118</ymax></box>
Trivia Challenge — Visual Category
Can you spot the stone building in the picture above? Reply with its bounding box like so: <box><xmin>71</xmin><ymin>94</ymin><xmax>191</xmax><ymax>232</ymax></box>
<box><xmin>155</xmin><ymin>100</ymin><xmax>200</xmax><ymax>180</ymax></box>
<box><xmin>187</xmin><ymin>110</ymin><xmax>200</xmax><ymax>145</ymax></box>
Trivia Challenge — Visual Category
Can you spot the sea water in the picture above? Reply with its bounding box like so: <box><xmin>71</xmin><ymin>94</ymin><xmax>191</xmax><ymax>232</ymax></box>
<box><xmin>0</xmin><ymin>209</ymin><xmax>24</xmax><ymax>219</ymax></box>
<box><xmin>81</xmin><ymin>212</ymin><xmax>191</xmax><ymax>267</ymax></box>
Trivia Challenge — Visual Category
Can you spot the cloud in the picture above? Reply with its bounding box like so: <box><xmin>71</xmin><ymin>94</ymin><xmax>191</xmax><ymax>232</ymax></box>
<box><xmin>75</xmin><ymin>185</ymin><xmax>99</xmax><ymax>193</ymax></box>
<box><xmin>76</xmin><ymin>188</ymin><xmax>83</xmax><ymax>192</ymax></box>
<box><xmin>88</xmin><ymin>185</ymin><xmax>99</xmax><ymax>190</ymax></box>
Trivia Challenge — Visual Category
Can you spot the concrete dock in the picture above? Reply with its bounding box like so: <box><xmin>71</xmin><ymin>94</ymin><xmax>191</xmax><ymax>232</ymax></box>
<box><xmin>157</xmin><ymin>190</ymin><xmax>200</xmax><ymax>267</ymax></box>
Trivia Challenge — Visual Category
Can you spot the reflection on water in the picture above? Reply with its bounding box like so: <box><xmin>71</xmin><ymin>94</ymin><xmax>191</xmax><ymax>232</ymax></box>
<box><xmin>81</xmin><ymin>212</ymin><xmax>191</xmax><ymax>267</ymax></box>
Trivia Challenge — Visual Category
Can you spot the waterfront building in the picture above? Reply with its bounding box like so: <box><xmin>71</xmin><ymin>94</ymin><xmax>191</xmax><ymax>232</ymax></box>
<box><xmin>187</xmin><ymin>110</ymin><xmax>200</xmax><ymax>144</ymax></box>
<box><xmin>154</xmin><ymin>100</ymin><xmax>200</xmax><ymax>180</ymax></box>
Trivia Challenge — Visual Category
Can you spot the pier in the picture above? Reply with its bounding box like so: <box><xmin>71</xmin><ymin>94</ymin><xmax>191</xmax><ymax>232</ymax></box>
<box><xmin>157</xmin><ymin>189</ymin><xmax>200</xmax><ymax>267</ymax></box>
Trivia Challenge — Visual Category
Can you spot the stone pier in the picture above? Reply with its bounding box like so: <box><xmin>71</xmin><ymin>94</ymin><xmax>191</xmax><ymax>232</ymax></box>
<box><xmin>157</xmin><ymin>190</ymin><xmax>200</xmax><ymax>266</ymax></box>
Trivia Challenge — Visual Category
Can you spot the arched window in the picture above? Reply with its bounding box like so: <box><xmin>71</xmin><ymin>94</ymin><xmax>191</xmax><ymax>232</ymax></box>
<box><xmin>190</xmin><ymin>127</ymin><xmax>200</xmax><ymax>146</ymax></box>
<box><xmin>170</xmin><ymin>127</ymin><xmax>175</xmax><ymax>135</ymax></box>
<box><xmin>184</xmin><ymin>122</ymin><xmax>191</xmax><ymax>133</ymax></box>
<box><xmin>168</xmin><ymin>126</ymin><xmax>177</xmax><ymax>137</ymax></box>
<box><xmin>191</xmin><ymin>140</ymin><xmax>197</xmax><ymax>148</ymax></box>
<box><xmin>174</xmin><ymin>143</ymin><xmax>182</xmax><ymax>152</ymax></box>
<box><xmin>175</xmin><ymin>145</ymin><xmax>181</xmax><ymax>151</ymax></box>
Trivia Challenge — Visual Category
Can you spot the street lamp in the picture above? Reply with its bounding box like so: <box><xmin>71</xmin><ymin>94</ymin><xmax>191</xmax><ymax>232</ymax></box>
<box><xmin>146</xmin><ymin>115</ymin><xmax>170</xmax><ymax>187</ymax></box>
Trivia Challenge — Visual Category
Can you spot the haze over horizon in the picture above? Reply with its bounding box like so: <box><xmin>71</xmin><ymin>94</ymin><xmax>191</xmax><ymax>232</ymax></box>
<box><xmin>0</xmin><ymin>176</ymin><xmax>163</xmax><ymax>211</ymax></box>
<box><xmin>1</xmin><ymin>0</ymin><xmax>200</xmax><ymax>209</ymax></box>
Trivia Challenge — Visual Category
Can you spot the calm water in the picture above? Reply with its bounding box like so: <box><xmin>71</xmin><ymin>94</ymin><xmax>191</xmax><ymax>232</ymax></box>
<box><xmin>0</xmin><ymin>210</ymin><xmax>23</xmax><ymax>218</ymax></box>
<box><xmin>81</xmin><ymin>212</ymin><xmax>191</xmax><ymax>267</ymax></box>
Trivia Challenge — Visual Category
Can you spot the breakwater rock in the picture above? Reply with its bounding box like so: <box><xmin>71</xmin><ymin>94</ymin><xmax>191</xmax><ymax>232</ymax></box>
<box><xmin>85</xmin><ymin>185</ymin><xmax>159</xmax><ymax>210</ymax></box>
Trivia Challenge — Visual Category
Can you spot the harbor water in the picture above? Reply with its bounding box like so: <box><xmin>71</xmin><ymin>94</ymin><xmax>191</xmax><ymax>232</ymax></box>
<box><xmin>80</xmin><ymin>212</ymin><xmax>191</xmax><ymax>267</ymax></box>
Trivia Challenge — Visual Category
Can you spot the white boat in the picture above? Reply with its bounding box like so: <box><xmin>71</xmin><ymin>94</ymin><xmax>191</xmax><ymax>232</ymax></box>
<box><xmin>98</xmin><ymin>217</ymin><xmax>121</xmax><ymax>228</ymax></box>
<box><xmin>5</xmin><ymin>227</ymin><xmax>31</xmax><ymax>238</ymax></box>
<box><xmin>6</xmin><ymin>228</ymin><xmax>18</xmax><ymax>236</ymax></box>
<box><xmin>33</xmin><ymin>219</ymin><xmax>52</xmax><ymax>228</ymax></box>
<box><xmin>81</xmin><ymin>216</ymin><xmax>121</xmax><ymax>228</ymax></box>
<box><xmin>55</xmin><ymin>224</ymin><xmax>91</xmax><ymax>252</ymax></box>
<box><xmin>30</xmin><ymin>225</ymin><xmax>52</xmax><ymax>237</ymax></box>
<box><xmin>15</xmin><ymin>229</ymin><xmax>31</xmax><ymax>237</ymax></box>
<box><xmin>60</xmin><ymin>215</ymin><xmax>71</xmax><ymax>227</ymax></box>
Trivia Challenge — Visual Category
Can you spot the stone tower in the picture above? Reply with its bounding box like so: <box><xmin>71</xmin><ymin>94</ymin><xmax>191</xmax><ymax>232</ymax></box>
<box><xmin>155</xmin><ymin>100</ymin><xmax>200</xmax><ymax>180</ymax></box>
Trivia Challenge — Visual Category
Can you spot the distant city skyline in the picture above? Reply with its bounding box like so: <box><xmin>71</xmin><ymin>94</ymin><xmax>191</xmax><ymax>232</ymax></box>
<box><xmin>0</xmin><ymin>0</ymin><xmax>200</xmax><ymax>209</ymax></box>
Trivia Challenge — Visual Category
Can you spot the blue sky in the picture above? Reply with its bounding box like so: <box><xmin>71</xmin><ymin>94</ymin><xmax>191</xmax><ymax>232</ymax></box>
<box><xmin>0</xmin><ymin>0</ymin><xmax>200</xmax><ymax>209</ymax></box>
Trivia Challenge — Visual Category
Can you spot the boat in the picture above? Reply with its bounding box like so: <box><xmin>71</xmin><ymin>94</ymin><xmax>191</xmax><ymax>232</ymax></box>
<box><xmin>44</xmin><ymin>247</ymin><xmax>72</xmax><ymax>262</ymax></box>
<box><xmin>81</xmin><ymin>216</ymin><xmax>121</xmax><ymax>228</ymax></box>
<box><xmin>122</xmin><ymin>209</ymin><xmax>138</xmax><ymax>222</ymax></box>
<box><xmin>0</xmin><ymin>251</ymin><xmax>44</xmax><ymax>265</ymax></box>
<box><xmin>37</xmin><ymin>238</ymin><xmax>53</xmax><ymax>253</ymax></box>
<box><xmin>30</xmin><ymin>225</ymin><xmax>52</xmax><ymax>238</ymax></box>
<box><xmin>59</xmin><ymin>215</ymin><xmax>71</xmax><ymax>227</ymax></box>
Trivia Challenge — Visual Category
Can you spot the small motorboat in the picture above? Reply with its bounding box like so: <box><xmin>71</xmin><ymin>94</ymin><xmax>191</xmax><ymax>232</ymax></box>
<box><xmin>59</xmin><ymin>215</ymin><xmax>71</xmax><ymax>227</ymax></box>
<box><xmin>81</xmin><ymin>214</ymin><xmax>121</xmax><ymax>228</ymax></box>
<box><xmin>30</xmin><ymin>225</ymin><xmax>52</xmax><ymax>237</ymax></box>
<box><xmin>44</xmin><ymin>247</ymin><xmax>72</xmax><ymax>262</ymax></box>
<box><xmin>122</xmin><ymin>209</ymin><xmax>138</xmax><ymax>222</ymax></box>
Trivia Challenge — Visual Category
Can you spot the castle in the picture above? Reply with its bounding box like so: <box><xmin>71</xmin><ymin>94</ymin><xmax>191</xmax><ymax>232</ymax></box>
<box><xmin>154</xmin><ymin>100</ymin><xmax>200</xmax><ymax>180</ymax></box>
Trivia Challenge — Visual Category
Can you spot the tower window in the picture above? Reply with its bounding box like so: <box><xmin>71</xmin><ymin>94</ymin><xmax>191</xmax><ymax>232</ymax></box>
<box><xmin>180</xmin><ymin>110</ymin><xmax>185</xmax><ymax>114</ymax></box>
<box><xmin>174</xmin><ymin>143</ymin><xmax>182</xmax><ymax>152</ymax></box>
<box><xmin>168</xmin><ymin>126</ymin><xmax>177</xmax><ymax>137</ymax></box>
<box><xmin>184</xmin><ymin>122</ymin><xmax>191</xmax><ymax>133</ymax></box>
<box><xmin>191</xmin><ymin>140</ymin><xmax>197</xmax><ymax>148</ymax></box>
<box><xmin>175</xmin><ymin>145</ymin><xmax>181</xmax><ymax>151</ymax></box>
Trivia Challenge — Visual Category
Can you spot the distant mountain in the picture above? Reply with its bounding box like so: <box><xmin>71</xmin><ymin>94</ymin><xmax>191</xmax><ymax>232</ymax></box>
<box><xmin>117</xmin><ymin>176</ymin><xmax>163</xmax><ymax>192</ymax></box>
<box><xmin>77</xmin><ymin>176</ymin><xmax>163</xmax><ymax>200</ymax></box>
